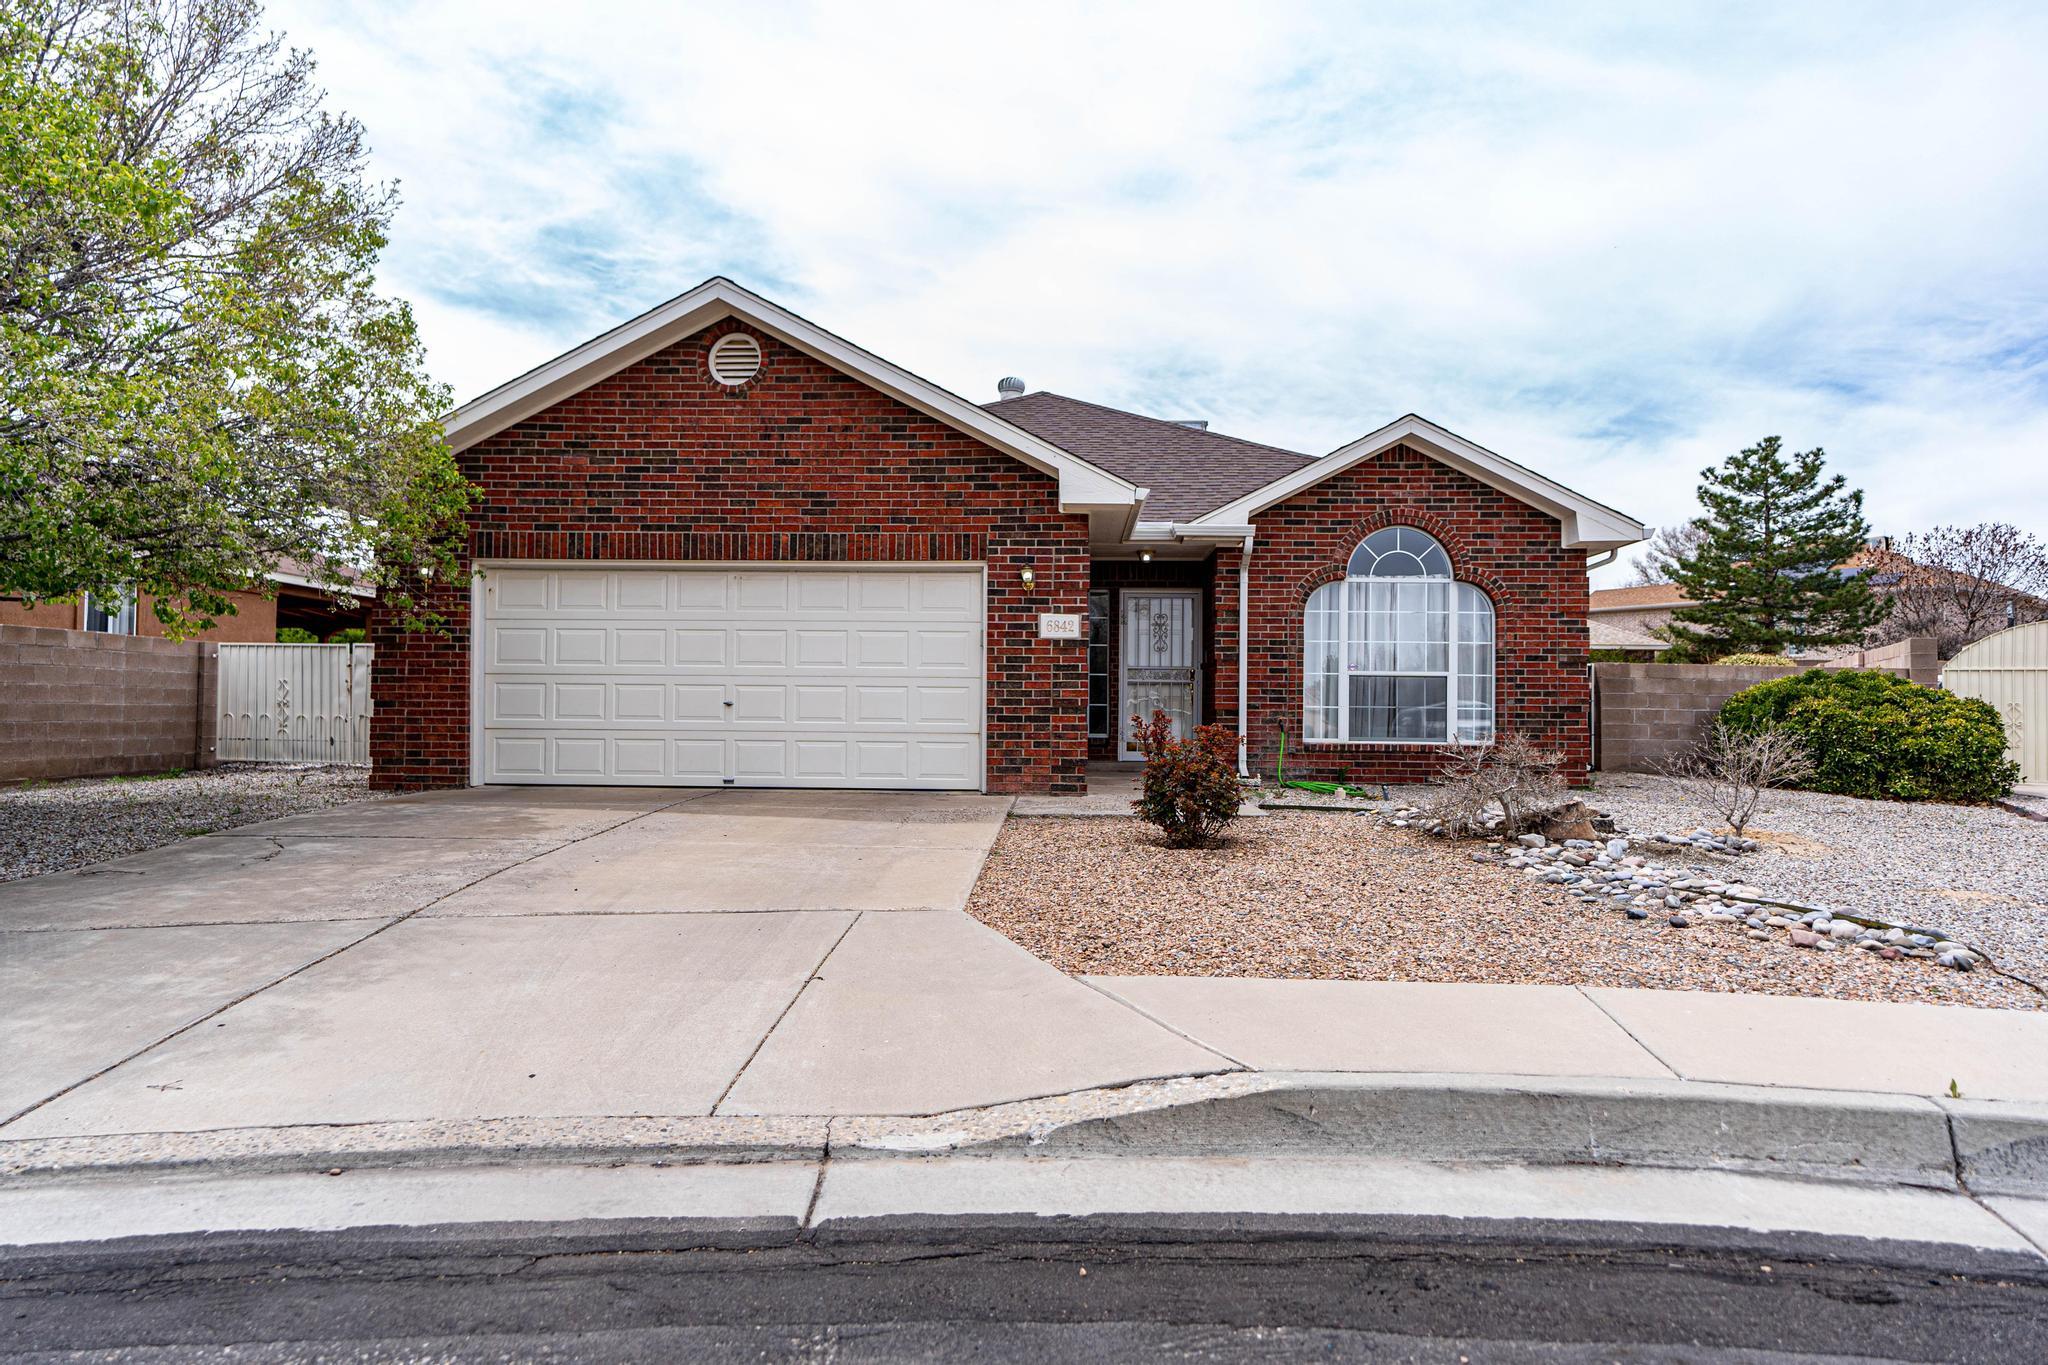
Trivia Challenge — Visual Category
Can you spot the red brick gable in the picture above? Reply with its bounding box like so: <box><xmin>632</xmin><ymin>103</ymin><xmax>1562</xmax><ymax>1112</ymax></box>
<box><xmin>1219</xmin><ymin>441</ymin><xmax>1591</xmax><ymax>784</ymax></box>
<box><xmin>371</xmin><ymin>322</ymin><xmax>1091</xmax><ymax>793</ymax></box>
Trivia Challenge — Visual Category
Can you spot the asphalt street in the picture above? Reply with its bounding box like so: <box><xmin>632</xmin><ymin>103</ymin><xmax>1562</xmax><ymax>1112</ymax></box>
<box><xmin>5</xmin><ymin>1219</ymin><xmax>2047</xmax><ymax>1362</ymax></box>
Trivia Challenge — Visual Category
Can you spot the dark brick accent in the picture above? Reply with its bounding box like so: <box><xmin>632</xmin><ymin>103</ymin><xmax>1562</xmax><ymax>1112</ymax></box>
<box><xmin>1226</xmin><ymin>444</ymin><xmax>1592</xmax><ymax>784</ymax></box>
<box><xmin>371</xmin><ymin>323</ymin><xmax>1091</xmax><ymax>794</ymax></box>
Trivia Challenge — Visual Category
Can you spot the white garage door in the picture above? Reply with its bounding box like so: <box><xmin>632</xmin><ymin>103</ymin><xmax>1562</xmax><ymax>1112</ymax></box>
<box><xmin>479</xmin><ymin>566</ymin><xmax>984</xmax><ymax>788</ymax></box>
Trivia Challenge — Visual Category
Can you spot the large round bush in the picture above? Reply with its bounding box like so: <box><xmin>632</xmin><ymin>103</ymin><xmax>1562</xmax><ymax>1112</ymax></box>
<box><xmin>1718</xmin><ymin>670</ymin><xmax>2019</xmax><ymax>803</ymax></box>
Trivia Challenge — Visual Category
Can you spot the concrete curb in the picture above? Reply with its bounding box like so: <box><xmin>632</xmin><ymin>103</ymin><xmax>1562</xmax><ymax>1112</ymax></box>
<box><xmin>839</xmin><ymin>1073</ymin><xmax>1964</xmax><ymax>1189</ymax></box>
<box><xmin>1941</xmin><ymin>1097</ymin><xmax>2048</xmax><ymax>1196</ymax></box>
<box><xmin>5</xmin><ymin>1073</ymin><xmax>2046</xmax><ymax>1197</ymax></box>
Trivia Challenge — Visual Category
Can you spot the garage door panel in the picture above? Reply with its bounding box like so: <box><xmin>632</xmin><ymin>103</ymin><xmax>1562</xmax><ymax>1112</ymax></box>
<box><xmin>492</xmin><ymin>627</ymin><xmax>549</xmax><ymax>667</ymax></box>
<box><xmin>795</xmin><ymin>574</ymin><xmax>851</xmax><ymax>612</ymax></box>
<box><xmin>614</xmin><ymin>683</ymin><xmax>667</xmax><ymax>721</ymax></box>
<box><xmin>914</xmin><ymin>685</ymin><xmax>975</xmax><ymax>725</ymax></box>
<box><xmin>492</xmin><ymin>572</ymin><xmax>551</xmax><ymax>611</ymax></box>
<box><xmin>674</xmin><ymin>737</ymin><xmax>726</xmax><ymax>780</ymax></box>
<box><xmin>735</xmin><ymin>575</ymin><xmax>790</xmax><ymax>612</ymax></box>
<box><xmin>554</xmin><ymin>573</ymin><xmax>609</xmax><ymax>611</ymax></box>
<box><xmin>915</xmin><ymin>740</ymin><xmax>977</xmax><ymax>782</ymax></box>
<box><xmin>615</xmin><ymin>628</ymin><xmax>668</xmax><ymax>665</ymax></box>
<box><xmin>673</xmin><ymin>684</ymin><xmax>725</xmax><ymax>721</ymax></box>
<box><xmin>855</xmin><ymin>686</ymin><xmax>910</xmax><ymax>723</ymax></box>
<box><xmin>615</xmin><ymin>574</ymin><xmax>670</xmax><ymax>611</ymax></box>
<box><xmin>916</xmin><ymin>629</ymin><xmax>976</xmax><ymax>669</ymax></box>
<box><xmin>491</xmin><ymin>681</ymin><xmax>548</xmax><ymax>722</ymax></box>
<box><xmin>481</xmin><ymin>567</ymin><xmax>983</xmax><ymax>788</ymax></box>
<box><xmin>794</xmin><ymin>686</ymin><xmax>849</xmax><ymax>723</ymax></box>
<box><xmin>734</xmin><ymin>630</ymin><xmax>789</xmax><ymax>667</ymax></box>
<box><xmin>673</xmin><ymin>629</ymin><xmax>726</xmax><ymax>667</ymax></box>
<box><xmin>917</xmin><ymin>575</ymin><xmax>978</xmax><ymax>614</ymax></box>
<box><xmin>794</xmin><ymin>630</ymin><xmax>849</xmax><ymax>667</ymax></box>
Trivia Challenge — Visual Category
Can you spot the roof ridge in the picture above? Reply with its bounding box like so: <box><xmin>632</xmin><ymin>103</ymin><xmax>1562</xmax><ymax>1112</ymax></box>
<box><xmin>994</xmin><ymin>391</ymin><xmax>1315</xmax><ymax>465</ymax></box>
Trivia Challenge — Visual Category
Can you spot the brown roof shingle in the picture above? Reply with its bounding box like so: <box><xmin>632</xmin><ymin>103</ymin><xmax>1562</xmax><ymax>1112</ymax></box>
<box><xmin>984</xmin><ymin>391</ymin><xmax>1315</xmax><ymax>521</ymax></box>
<box><xmin>1589</xmin><ymin>583</ymin><xmax>1691</xmax><ymax>611</ymax></box>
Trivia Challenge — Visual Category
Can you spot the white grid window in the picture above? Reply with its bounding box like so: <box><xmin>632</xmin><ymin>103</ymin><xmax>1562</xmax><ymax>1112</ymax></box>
<box><xmin>1303</xmin><ymin>528</ymin><xmax>1494</xmax><ymax>744</ymax></box>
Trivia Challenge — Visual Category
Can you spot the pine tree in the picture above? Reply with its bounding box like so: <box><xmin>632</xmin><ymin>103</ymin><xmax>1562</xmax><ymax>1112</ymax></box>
<box><xmin>1665</xmin><ymin>437</ymin><xmax>1891</xmax><ymax>657</ymax></box>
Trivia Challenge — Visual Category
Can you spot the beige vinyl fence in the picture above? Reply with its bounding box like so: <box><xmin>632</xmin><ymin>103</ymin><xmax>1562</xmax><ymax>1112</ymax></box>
<box><xmin>216</xmin><ymin>643</ymin><xmax>373</xmax><ymax>765</ymax></box>
<box><xmin>1942</xmin><ymin>621</ymin><xmax>2048</xmax><ymax>785</ymax></box>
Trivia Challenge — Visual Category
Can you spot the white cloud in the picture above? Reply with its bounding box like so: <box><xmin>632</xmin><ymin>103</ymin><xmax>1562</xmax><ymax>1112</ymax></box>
<box><xmin>276</xmin><ymin>0</ymin><xmax>2048</xmax><ymax>576</ymax></box>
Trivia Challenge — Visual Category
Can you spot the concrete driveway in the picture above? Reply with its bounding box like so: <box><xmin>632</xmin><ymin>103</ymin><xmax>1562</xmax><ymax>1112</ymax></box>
<box><xmin>0</xmin><ymin>787</ymin><xmax>1228</xmax><ymax>1140</ymax></box>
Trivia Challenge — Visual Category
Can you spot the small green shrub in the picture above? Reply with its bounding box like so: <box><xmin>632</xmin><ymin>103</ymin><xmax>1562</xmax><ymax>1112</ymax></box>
<box><xmin>1713</xmin><ymin>652</ymin><xmax>1797</xmax><ymax>667</ymax></box>
<box><xmin>329</xmin><ymin>627</ymin><xmax>367</xmax><ymax>644</ymax></box>
<box><xmin>1131</xmin><ymin>711</ymin><xmax>1243</xmax><ymax>848</ymax></box>
<box><xmin>1719</xmin><ymin>670</ymin><xmax>2018</xmax><ymax>803</ymax></box>
<box><xmin>277</xmin><ymin>626</ymin><xmax>319</xmax><ymax>643</ymax></box>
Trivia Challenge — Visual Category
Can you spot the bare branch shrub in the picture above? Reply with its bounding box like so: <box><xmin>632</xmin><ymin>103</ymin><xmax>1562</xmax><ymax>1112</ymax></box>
<box><xmin>1422</xmin><ymin>733</ymin><xmax>1570</xmax><ymax>836</ymax></box>
<box><xmin>1863</xmin><ymin>525</ymin><xmax>2048</xmax><ymax>657</ymax></box>
<box><xmin>1668</xmin><ymin>723</ymin><xmax>1814</xmax><ymax>835</ymax></box>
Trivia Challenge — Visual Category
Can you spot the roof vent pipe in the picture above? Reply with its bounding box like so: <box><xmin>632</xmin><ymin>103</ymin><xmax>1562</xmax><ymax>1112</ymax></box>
<box><xmin>996</xmin><ymin>376</ymin><xmax>1026</xmax><ymax>400</ymax></box>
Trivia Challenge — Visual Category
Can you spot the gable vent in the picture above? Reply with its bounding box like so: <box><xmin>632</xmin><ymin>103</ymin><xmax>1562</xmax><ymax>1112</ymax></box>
<box><xmin>708</xmin><ymin>333</ymin><xmax>762</xmax><ymax>386</ymax></box>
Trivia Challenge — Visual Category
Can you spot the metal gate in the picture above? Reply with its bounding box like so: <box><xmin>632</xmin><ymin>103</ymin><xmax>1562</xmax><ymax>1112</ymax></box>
<box><xmin>1944</xmin><ymin>621</ymin><xmax>2048</xmax><ymax>784</ymax></box>
<box><xmin>216</xmin><ymin>644</ymin><xmax>374</xmax><ymax>765</ymax></box>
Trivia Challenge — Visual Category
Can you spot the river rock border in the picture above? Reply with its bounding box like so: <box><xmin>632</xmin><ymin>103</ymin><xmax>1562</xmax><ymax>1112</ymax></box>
<box><xmin>1378</xmin><ymin>804</ymin><xmax>2005</xmax><ymax>977</ymax></box>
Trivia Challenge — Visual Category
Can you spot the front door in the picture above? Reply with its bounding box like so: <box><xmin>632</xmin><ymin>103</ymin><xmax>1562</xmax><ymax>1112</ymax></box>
<box><xmin>1119</xmin><ymin>589</ymin><xmax>1201</xmax><ymax>760</ymax></box>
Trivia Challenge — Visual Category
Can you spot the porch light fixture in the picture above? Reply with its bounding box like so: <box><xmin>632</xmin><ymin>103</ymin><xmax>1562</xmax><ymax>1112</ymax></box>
<box><xmin>1019</xmin><ymin>566</ymin><xmax>1036</xmax><ymax>589</ymax></box>
<box><xmin>1140</xmin><ymin>550</ymin><xmax>1153</xmax><ymax>562</ymax></box>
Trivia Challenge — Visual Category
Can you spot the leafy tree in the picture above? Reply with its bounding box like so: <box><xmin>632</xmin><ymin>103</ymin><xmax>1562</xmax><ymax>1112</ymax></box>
<box><xmin>0</xmin><ymin>0</ymin><xmax>471</xmax><ymax>638</ymax></box>
<box><xmin>1664</xmin><ymin>437</ymin><xmax>1889</xmax><ymax>656</ymax></box>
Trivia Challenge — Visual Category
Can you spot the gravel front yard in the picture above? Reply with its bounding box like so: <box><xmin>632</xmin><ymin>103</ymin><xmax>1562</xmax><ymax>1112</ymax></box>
<box><xmin>969</xmin><ymin>805</ymin><xmax>2045</xmax><ymax>1011</ymax></box>
<box><xmin>1585</xmin><ymin>773</ymin><xmax>2048</xmax><ymax>991</ymax></box>
<box><xmin>0</xmin><ymin>765</ymin><xmax>377</xmax><ymax>882</ymax></box>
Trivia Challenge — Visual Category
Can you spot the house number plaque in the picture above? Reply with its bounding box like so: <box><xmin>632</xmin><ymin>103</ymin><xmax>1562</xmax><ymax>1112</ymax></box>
<box><xmin>1037</xmin><ymin>612</ymin><xmax>1084</xmax><ymax>640</ymax></box>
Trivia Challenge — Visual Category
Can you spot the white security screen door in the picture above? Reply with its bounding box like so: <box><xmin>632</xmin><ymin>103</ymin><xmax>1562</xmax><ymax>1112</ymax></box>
<box><xmin>480</xmin><ymin>566</ymin><xmax>983</xmax><ymax>788</ymax></box>
<box><xmin>1119</xmin><ymin>589</ymin><xmax>1201</xmax><ymax>760</ymax></box>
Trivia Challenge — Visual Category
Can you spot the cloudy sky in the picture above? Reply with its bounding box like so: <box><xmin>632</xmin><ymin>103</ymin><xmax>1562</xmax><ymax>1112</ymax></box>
<box><xmin>275</xmin><ymin>1</ymin><xmax>2048</xmax><ymax>579</ymax></box>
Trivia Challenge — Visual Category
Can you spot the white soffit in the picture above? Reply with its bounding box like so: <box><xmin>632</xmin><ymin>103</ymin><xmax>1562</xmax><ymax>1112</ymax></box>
<box><xmin>441</xmin><ymin>277</ymin><xmax>1142</xmax><ymax>514</ymax></box>
<box><xmin>1194</xmin><ymin>414</ymin><xmax>1645</xmax><ymax>552</ymax></box>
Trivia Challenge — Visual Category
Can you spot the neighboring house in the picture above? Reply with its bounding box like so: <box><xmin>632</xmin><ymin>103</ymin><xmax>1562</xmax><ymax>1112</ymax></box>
<box><xmin>372</xmin><ymin>279</ymin><xmax>1642</xmax><ymax>794</ymax></box>
<box><xmin>0</xmin><ymin>562</ymin><xmax>372</xmax><ymax>642</ymax></box>
<box><xmin>1588</xmin><ymin>582</ymin><xmax>1689</xmax><ymax>650</ymax></box>
<box><xmin>1594</xmin><ymin>543</ymin><xmax>2048</xmax><ymax>663</ymax></box>
<box><xmin>1588</xmin><ymin>617</ymin><xmax>1673</xmax><ymax>659</ymax></box>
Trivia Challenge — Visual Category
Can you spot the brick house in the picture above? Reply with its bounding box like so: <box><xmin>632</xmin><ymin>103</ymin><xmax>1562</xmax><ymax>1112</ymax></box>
<box><xmin>373</xmin><ymin>279</ymin><xmax>1641</xmax><ymax>794</ymax></box>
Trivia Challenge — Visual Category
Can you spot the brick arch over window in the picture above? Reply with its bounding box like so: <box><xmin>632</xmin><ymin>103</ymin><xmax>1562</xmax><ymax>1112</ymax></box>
<box><xmin>1290</xmin><ymin>508</ymin><xmax>1510</xmax><ymax>608</ymax></box>
<box><xmin>1236</xmin><ymin>442</ymin><xmax>1590</xmax><ymax>784</ymax></box>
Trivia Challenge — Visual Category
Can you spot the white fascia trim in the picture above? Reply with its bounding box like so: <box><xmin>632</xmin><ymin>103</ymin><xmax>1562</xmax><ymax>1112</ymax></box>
<box><xmin>1170</xmin><ymin>522</ymin><xmax>1254</xmax><ymax>542</ymax></box>
<box><xmin>1189</xmin><ymin>414</ymin><xmax>1645</xmax><ymax>552</ymax></box>
<box><xmin>265</xmin><ymin>569</ymin><xmax>376</xmax><ymax>599</ymax></box>
<box><xmin>441</xmin><ymin>277</ymin><xmax>1142</xmax><ymax>514</ymax></box>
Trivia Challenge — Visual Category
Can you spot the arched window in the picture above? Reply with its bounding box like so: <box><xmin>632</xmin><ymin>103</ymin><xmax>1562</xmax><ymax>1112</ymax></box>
<box><xmin>1304</xmin><ymin>527</ymin><xmax>1495</xmax><ymax>743</ymax></box>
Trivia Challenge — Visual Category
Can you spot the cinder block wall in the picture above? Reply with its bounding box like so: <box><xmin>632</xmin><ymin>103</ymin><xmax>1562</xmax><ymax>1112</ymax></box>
<box><xmin>0</xmin><ymin>625</ymin><xmax>218</xmax><ymax>783</ymax></box>
<box><xmin>1592</xmin><ymin>658</ymin><xmax>1925</xmax><ymax>772</ymax></box>
<box><xmin>1593</xmin><ymin>664</ymin><xmax>1797</xmax><ymax>772</ymax></box>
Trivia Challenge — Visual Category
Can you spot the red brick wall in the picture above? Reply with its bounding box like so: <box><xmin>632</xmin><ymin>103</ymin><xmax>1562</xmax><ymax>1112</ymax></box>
<box><xmin>1228</xmin><ymin>443</ymin><xmax>1591</xmax><ymax>784</ymax></box>
<box><xmin>372</xmin><ymin>322</ymin><xmax>1091</xmax><ymax>793</ymax></box>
